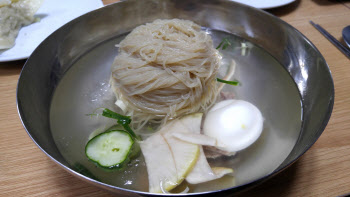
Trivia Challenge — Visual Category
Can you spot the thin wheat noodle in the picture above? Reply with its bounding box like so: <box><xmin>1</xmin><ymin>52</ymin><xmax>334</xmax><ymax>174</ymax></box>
<box><xmin>110</xmin><ymin>19</ymin><xmax>221</xmax><ymax>130</ymax></box>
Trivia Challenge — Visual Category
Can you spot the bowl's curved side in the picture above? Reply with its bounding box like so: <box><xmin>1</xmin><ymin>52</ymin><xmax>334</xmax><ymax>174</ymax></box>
<box><xmin>17</xmin><ymin>0</ymin><xmax>334</xmax><ymax>196</ymax></box>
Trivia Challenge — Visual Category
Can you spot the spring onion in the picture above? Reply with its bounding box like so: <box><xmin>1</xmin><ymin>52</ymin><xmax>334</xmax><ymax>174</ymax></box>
<box><xmin>216</xmin><ymin>38</ymin><xmax>231</xmax><ymax>50</ymax></box>
<box><xmin>88</xmin><ymin>108</ymin><xmax>141</xmax><ymax>140</ymax></box>
<box><xmin>216</xmin><ymin>78</ymin><xmax>239</xmax><ymax>86</ymax></box>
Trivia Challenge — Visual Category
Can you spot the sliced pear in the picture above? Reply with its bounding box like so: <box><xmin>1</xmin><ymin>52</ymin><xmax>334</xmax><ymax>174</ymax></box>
<box><xmin>172</xmin><ymin>113</ymin><xmax>220</xmax><ymax>184</ymax></box>
<box><xmin>186</xmin><ymin>146</ymin><xmax>234</xmax><ymax>184</ymax></box>
<box><xmin>172</xmin><ymin>132</ymin><xmax>217</xmax><ymax>146</ymax></box>
<box><xmin>140</xmin><ymin>134</ymin><xmax>178</xmax><ymax>193</ymax></box>
<box><xmin>212</xmin><ymin>167</ymin><xmax>234</xmax><ymax>178</ymax></box>
<box><xmin>179</xmin><ymin>113</ymin><xmax>203</xmax><ymax>134</ymax></box>
<box><xmin>178</xmin><ymin>113</ymin><xmax>234</xmax><ymax>184</ymax></box>
<box><xmin>186</xmin><ymin>147</ymin><xmax>218</xmax><ymax>184</ymax></box>
<box><xmin>161</xmin><ymin>113</ymin><xmax>202</xmax><ymax>182</ymax></box>
<box><xmin>160</xmin><ymin>115</ymin><xmax>200</xmax><ymax>189</ymax></box>
<box><xmin>141</xmin><ymin>114</ymin><xmax>201</xmax><ymax>193</ymax></box>
<box><xmin>162</xmin><ymin>129</ymin><xmax>200</xmax><ymax>183</ymax></box>
<box><xmin>174</xmin><ymin>113</ymin><xmax>216</xmax><ymax>147</ymax></box>
<box><xmin>141</xmin><ymin>113</ymin><xmax>232</xmax><ymax>192</ymax></box>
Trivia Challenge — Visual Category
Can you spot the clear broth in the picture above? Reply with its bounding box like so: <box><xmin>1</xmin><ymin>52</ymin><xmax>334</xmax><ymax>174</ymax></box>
<box><xmin>50</xmin><ymin>30</ymin><xmax>302</xmax><ymax>193</ymax></box>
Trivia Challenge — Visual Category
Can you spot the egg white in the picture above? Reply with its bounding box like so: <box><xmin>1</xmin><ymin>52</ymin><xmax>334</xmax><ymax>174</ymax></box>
<box><xmin>203</xmin><ymin>99</ymin><xmax>263</xmax><ymax>153</ymax></box>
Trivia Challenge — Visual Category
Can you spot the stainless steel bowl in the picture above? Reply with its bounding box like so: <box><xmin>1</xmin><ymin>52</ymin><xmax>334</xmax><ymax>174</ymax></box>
<box><xmin>17</xmin><ymin>0</ymin><xmax>334</xmax><ymax>196</ymax></box>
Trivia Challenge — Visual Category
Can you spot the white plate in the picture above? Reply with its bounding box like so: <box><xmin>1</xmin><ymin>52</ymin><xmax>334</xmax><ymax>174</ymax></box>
<box><xmin>0</xmin><ymin>0</ymin><xmax>103</xmax><ymax>62</ymax></box>
<box><xmin>230</xmin><ymin>0</ymin><xmax>295</xmax><ymax>9</ymax></box>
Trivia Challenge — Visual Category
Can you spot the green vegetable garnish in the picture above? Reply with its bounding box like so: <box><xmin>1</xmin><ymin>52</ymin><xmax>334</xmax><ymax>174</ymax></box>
<box><xmin>216</xmin><ymin>78</ymin><xmax>240</xmax><ymax>86</ymax></box>
<box><xmin>87</xmin><ymin>108</ymin><xmax>140</xmax><ymax>140</ymax></box>
<box><xmin>85</xmin><ymin>130</ymin><xmax>135</xmax><ymax>170</ymax></box>
<box><xmin>101</xmin><ymin>108</ymin><xmax>131</xmax><ymax>122</ymax></box>
<box><xmin>101</xmin><ymin>108</ymin><xmax>141</xmax><ymax>141</ymax></box>
<box><xmin>216</xmin><ymin>38</ymin><xmax>231</xmax><ymax>50</ymax></box>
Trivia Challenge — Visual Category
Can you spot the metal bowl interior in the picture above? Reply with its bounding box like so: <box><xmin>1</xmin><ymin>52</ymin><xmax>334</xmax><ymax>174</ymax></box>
<box><xmin>17</xmin><ymin>0</ymin><xmax>334</xmax><ymax>196</ymax></box>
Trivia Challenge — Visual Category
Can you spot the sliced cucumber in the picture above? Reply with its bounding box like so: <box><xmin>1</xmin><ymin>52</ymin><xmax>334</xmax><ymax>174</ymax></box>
<box><xmin>85</xmin><ymin>130</ymin><xmax>134</xmax><ymax>169</ymax></box>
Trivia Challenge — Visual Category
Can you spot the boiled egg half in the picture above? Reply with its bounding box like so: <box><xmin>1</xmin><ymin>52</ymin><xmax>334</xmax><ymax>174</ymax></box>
<box><xmin>203</xmin><ymin>99</ymin><xmax>263</xmax><ymax>153</ymax></box>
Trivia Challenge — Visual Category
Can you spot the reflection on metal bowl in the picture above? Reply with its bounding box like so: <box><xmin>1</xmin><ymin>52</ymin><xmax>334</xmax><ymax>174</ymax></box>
<box><xmin>17</xmin><ymin>0</ymin><xmax>334</xmax><ymax>196</ymax></box>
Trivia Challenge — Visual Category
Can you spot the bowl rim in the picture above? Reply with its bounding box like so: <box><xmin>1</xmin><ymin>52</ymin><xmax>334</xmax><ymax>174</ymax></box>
<box><xmin>16</xmin><ymin>0</ymin><xmax>334</xmax><ymax>195</ymax></box>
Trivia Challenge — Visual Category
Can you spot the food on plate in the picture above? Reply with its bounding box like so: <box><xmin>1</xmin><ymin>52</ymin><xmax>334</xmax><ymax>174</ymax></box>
<box><xmin>110</xmin><ymin>19</ymin><xmax>221</xmax><ymax>129</ymax></box>
<box><xmin>0</xmin><ymin>0</ymin><xmax>44</xmax><ymax>49</ymax></box>
<box><xmin>84</xmin><ymin>19</ymin><xmax>264</xmax><ymax>193</ymax></box>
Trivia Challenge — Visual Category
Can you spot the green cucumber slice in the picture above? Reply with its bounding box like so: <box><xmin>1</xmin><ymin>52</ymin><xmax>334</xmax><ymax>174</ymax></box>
<box><xmin>85</xmin><ymin>130</ymin><xmax>134</xmax><ymax>169</ymax></box>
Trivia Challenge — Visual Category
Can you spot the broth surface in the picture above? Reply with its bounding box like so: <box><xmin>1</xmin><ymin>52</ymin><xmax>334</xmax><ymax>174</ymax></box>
<box><xmin>50</xmin><ymin>29</ymin><xmax>302</xmax><ymax>193</ymax></box>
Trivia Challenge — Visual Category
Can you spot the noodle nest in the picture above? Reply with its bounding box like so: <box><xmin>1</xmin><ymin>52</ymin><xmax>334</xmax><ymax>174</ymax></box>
<box><xmin>110</xmin><ymin>19</ymin><xmax>221</xmax><ymax>129</ymax></box>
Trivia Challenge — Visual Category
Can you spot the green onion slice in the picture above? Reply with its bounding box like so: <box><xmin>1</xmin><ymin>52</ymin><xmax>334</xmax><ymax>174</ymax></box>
<box><xmin>217</xmin><ymin>78</ymin><xmax>240</xmax><ymax>86</ymax></box>
<box><xmin>87</xmin><ymin>108</ymin><xmax>140</xmax><ymax>140</ymax></box>
<box><xmin>216</xmin><ymin>38</ymin><xmax>231</xmax><ymax>50</ymax></box>
<box><xmin>101</xmin><ymin>108</ymin><xmax>140</xmax><ymax>140</ymax></box>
